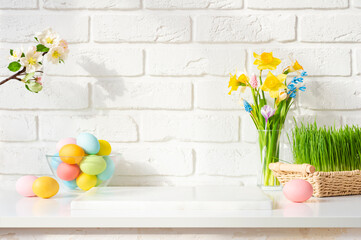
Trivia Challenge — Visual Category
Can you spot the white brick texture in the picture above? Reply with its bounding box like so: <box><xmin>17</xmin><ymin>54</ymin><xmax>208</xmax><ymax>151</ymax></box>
<box><xmin>343</xmin><ymin>116</ymin><xmax>361</xmax><ymax>125</ymax></box>
<box><xmin>144</xmin><ymin>0</ymin><xmax>243</xmax><ymax>9</ymax></box>
<box><xmin>0</xmin><ymin>143</ymin><xmax>53</xmax><ymax>174</ymax></box>
<box><xmin>93</xmin><ymin>78</ymin><xmax>192</xmax><ymax>110</ymax></box>
<box><xmin>43</xmin><ymin>0</ymin><xmax>140</xmax><ymax>10</ymax></box>
<box><xmin>0</xmin><ymin>15</ymin><xmax>88</xmax><ymax>43</ymax></box>
<box><xmin>93</xmin><ymin>15</ymin><xmax>191</xmax><ymax>43</ymax></box>
<box><xmin>196</xmin><ymin>144</ymin><xmax>258</xmax><ymax>176</ymax></box>
<box><xmin>0</xmin><ymin>0</ymin><xmax>38</xmax><ymax>9</ymax></box>
<box><xmin>355</xmin><ymin>49</ymin><xmax>361</xmax><ymax>75</ymax></box>
<box><xmin>196</xmin><ymin>15</ymin><xmax>296</xmax><ymax>42</ymax></box>
<box><xmin>355</xmin><ymin>0</ymin><xmax>361</xmax><ymax>8</ymax></box>
<box><xmin>241</xmin><ymin>114</ymin><xmax>258</xmax><ymax>143</ymax></box>
<box><xmin>0</xmin><ymin>77</ymin><xmax>89</xmax><ymax>109</ymax></box>
<box><xmin>147</xmin><ymin>47</ymin><xmax>246</xmax><ymax>76</ymax></box>
<box><xmin>39</xmin><ymin>115</ymin><xmax>138</xmax><ymax>142</ymax></box>
<box><xmin>0</xmin><ymin>0</ymin><xmax>360</xmax><ymax>210</ymax></box>
<box><xmin>248</xmin><ymin>0</ymin><xmax>348</xmax><ymax>9</ymax></box>
<box><xmin>0</xmin><ymin>114</ymin><xmax>37</xmax><ymax>141</ymax></box>
<box><xmin>142</xmin><ymin>113</ymin><xmax>239</xmax><ymax>142</ymax></box>
<box><xmin>300</xmin><ymin>15</ymin><xmax>361</xmax><ymax>42</ymax></box>
<box><xmin>45</xmin><ymin>46</ymin><xmax>143</xmax><ymax>76</ymax></box>
<box><xmin>113</xmin><ymin>145</ymin><xmax>193</xmax><ymax>176</ymax></box>
<box><xmin>300</xmin><ymin>78</ymin><xmax>361</xmax><ymax>110</ymax></box>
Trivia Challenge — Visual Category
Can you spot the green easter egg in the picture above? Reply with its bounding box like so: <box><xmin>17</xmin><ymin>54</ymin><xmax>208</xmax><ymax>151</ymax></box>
<box><xmin>80</xmin><ymin>155</ymin><xmax>106</xmax><ymax>175</ymax></box>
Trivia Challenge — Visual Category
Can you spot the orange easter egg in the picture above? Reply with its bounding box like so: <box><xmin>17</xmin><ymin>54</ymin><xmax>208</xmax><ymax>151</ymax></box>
<box><xmin>59</xmin><ymin>144</ymin><xmax>85</xmax><ymax>164</ymax></box>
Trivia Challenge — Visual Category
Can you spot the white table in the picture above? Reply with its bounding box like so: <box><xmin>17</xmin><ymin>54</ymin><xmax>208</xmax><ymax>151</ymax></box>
<box><xmin>1</xmin><ymin>187</ymin><xmax>361</xmax><ymax>228</ymax></box>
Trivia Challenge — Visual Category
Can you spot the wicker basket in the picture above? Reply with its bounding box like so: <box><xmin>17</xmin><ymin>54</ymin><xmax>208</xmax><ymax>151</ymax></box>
<box><xmin>269</xmin><ymin>162</ymin><xmax>361</xmax><ymax>197</ymax></box>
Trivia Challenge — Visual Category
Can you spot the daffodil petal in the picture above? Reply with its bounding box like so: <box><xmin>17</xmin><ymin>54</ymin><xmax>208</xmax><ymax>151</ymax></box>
<box><xmin>269</xmin><ymin>90</ymin><xmax>279</xmax><ymax>98</ymax></box>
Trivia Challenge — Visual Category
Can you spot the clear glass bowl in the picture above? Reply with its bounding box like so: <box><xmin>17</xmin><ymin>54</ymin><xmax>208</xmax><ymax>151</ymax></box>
<box><xmin>46</xmin><ymin>153</ymin><xmax>122</xmax><ymax>192</ymax></box>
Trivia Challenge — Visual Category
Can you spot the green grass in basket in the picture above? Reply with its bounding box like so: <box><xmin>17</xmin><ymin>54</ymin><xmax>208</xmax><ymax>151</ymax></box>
<box><xmin>291</xmin><ymin>122</ymin><xmax>361</xmax><ymax>172</ymax></box>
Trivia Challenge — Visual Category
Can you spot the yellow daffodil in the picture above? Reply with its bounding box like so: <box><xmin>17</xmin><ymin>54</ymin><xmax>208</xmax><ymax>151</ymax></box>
<box><xmin>228</xmin><ymin>73</ymin><xmax>248</xmax><ymax>95</ymax></box>
<box><xmin>284</xmin><ymin>60</ymin><xmax>303</xmax><ymax>73</ymax></box>
<box><xmin>253</xmin><ymin>52</ymin><xmax>281</xmax><ymax>70</ymax></box>
<box><xmin>260</xmin><ymin>72</ymin><xmax>287</xmax><ymax>98</ymax></box>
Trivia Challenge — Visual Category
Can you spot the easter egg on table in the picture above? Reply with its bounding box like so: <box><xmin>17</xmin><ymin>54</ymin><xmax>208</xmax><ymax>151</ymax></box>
<box><xmin>16</xmin><ymin>175</ymin><xmax>38</xmax><ymax>197</ymax></box>
<box><xmin>97</xmin><ymin>140</ymin><xmax>112</xmax><ymax>156</ymax></box>
<box><xmin>32</xmin><ymin>176</ymin><xmax>59</xmax><ymax>199</ymax></box>
<box><xmin>283</xmin><ymin>179</ymin><xmax>313</xmax><ymax>203</ymax></box>
<box><xmin>80</xmin><ymin>155</ymin><xmax>106</xmax><ymax>175</ymax></box>
<box><xmin>59</xmin><ymin>144</ymin><xmax>85</xmax><ymax>164</ymax></box>
<box><xmin>76</xmin><ymin>173</ymin><xmax>97</xmax><ymax>191</ymax></box>
<box><xmin>76</xmin><ymin>133</ymin><xmax>100</xmax><ymax>155</ymax></box>
<box><xmin>56</xmin><ymin>137</ymin><xmax>76</xmax><ymax>152</ymax></box>
<box><xmin>50</xmin><ymin>153</ymin><xmax>62</xmax><ymax>170</ymax></box>
<box><xmin>57</xmin><ymin>162</ymin><xmax>80</xmax><ymax>181</ymax></box>
<box><xmin>63</xmin><ymin>180</ymin><xmax>78</xmax><ymax>190</ymax></box>
<box><xmin>97</xmin><ymin>156</ymin><xmax>115</xmax><ymax>181</ymax></box>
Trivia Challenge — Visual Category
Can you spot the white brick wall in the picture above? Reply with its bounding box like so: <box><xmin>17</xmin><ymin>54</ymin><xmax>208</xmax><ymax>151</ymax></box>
<box><xmin>147</xmin><ymin>47</ymin><xmax>246</xmax><ymax>76</ymax></box>
<box><xmin>0</xmin><ymin>0</ymin><xmax>360</xmax><ymax>193</ymax></box>
<box><xmin>144</xmin><ymin>0</ymin><xmax>243</xmax><ymax>9</ymax></box>
<box><xmin>0</xmin><ymin>15</ymin><xmax>88</xmax><ymax>43</ymax></box>
<box><xmin>43</xmin><ymin>0</ymin><xmax>141</xmax><ymax>10</ymax></box>
<box><xmin>248</xmin><ymin>0</ymin><xmax>348</xmax><ymax>9</ymax></box>
<box><xmin>196</xmin><ymin>15</ymin><xmax>296</xmax><ymax>42</ymax></box>
<box><xmin>93</xmin><ymin>15</ymin><xmax>191</xmax><ymax>43</ymax></box>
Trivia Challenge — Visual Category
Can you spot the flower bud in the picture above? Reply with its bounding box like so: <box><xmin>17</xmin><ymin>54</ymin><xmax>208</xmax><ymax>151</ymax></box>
<box><xmin>250</xmin><ymin>73</ymin><xmax>258</xmax><ymax>88</ymax></box>
<box><xmin>279</xmin><ymin>91</ymin><xmax>287</xmax><ymax>101</ymax></box>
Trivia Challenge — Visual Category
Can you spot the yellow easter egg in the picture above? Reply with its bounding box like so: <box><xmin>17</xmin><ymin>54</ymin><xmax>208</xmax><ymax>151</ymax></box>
<box><xmin>32</xmin><ymin>176</ymin><xmax>59</xmax><ymax>199</ymax></box>
<box><xmin>76</xmin><ymin>173</ymin><xmax>97</xmax><ymax>191</ymax></box>
<box><xmin>97</xmin><ymin>140</ymin><xmax>112</xmax><ymax>156</ymax></box>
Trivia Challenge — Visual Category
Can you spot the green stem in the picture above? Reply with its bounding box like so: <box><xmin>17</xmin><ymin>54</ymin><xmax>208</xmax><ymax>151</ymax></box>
<box><xmin>259</xmin><ymin>70</ymin><xmax>266</xmax><ymax>106</ymax></box>
<box><xmin>259</xmin><ymin>130</ymin><xmax>281</xmax><ymax>187</ymax></box>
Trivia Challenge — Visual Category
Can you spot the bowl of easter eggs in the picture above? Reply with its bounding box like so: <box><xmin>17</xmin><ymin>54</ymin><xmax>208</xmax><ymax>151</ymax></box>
<box><xmin>46</xmin><ymin>132</ymin><xmax>121</xmax><ymax>192</ymax></box>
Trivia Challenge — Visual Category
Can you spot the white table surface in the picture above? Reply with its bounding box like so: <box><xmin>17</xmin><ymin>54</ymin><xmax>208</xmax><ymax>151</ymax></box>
<box><xmin>1</xmin><ymin>186</ymin><xmax>361</xmax><ymax>228</ymax></box>
<box><xmin>71</xmin><ymin>186</ymin><xmax>273</xmax><ymax>211</ymax></box>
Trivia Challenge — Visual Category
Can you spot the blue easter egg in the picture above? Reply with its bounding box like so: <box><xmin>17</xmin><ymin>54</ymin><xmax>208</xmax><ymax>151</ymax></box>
<box><xmin>76</xmin><ymin>133</ymin><xmax>100</xmax><ymax>155</ymax></box>
<box><xmin>63</xmin><ymin>180</ymin><xmax>78</xmax><ymax>190</ymax></box>
<box><xmin>50</xmin><ymin>153</ymin><xmax>62</xmax><ymax>170</ymax></box>
<box><xmin>97</xmin><ymin>156</ymin><xmax>115</xmax><ymax>181</ymax></box>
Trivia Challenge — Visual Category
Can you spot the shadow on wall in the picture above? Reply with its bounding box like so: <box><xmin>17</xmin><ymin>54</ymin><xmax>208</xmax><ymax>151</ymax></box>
<box><xmin>78</xmin><ymin>56</ymin><xmax>125</xmax><ymax>108</ymax></box>
<box><xmin>77</xmin><ymin>57</ymin><xmax>168</xmax><ymax>183</ymax></box>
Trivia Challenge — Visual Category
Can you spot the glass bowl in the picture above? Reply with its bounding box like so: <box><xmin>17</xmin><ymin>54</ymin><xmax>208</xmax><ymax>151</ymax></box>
<box><xmin>46</xmin><ymin>153</ymin><xmax>122</xmax><ymax>192</ymax></box>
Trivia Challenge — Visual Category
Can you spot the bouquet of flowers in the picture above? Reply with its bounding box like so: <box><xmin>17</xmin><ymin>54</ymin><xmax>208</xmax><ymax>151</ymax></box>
<box><xmin>228</xmin><ymin>52</ymin><xmax>308</xmax><ymax>188</ymax></box>
<box><xmin>0</xmin><ymin>28</ymin><xmax>68</xmax><ymax>93</ymax></box>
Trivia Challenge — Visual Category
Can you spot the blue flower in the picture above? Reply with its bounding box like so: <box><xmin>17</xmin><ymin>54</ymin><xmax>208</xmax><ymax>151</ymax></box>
<box><xmin>288</xmin><ymin>89</ymin><xmax>297</xmax><ymax>98</ymax></box>
<box><xmin>291</xmin><ymin>77</ymin><xmax>298</xmax><ymax>84</ymax></box>
<box><xmin>299</xmin><ymin>86</ymin><xmax>306</xmax><ymax>92</ymax></box>
<box><xmin>243</xmin><ymin>99</ymin><xmax>253</xmax><ymax>113</ymax></box>
<box><xmin>301</xmin><ymin>71</ymin><xmax>308</xmax><ymax>77</ymax></box>
<box><xmin>288</xmin><ymin>84</ymin><xmax>296</xmax><ymax>91</ymax></box>
<box><xmin>289</xmin><ymin>92</ymin><xmax>296</xmax><ymax>98</ymax></box>
<box><xmin>296</xmin><ymin>77</ymin><xmax>304</xmax><ymax>83</ymax></box>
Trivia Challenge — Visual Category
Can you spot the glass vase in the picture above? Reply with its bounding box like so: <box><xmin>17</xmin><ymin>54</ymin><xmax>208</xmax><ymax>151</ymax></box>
<box><xmin>257</xmin><ymin>129</ymin><xmax>282</xmax><ymax>190</ymax></box>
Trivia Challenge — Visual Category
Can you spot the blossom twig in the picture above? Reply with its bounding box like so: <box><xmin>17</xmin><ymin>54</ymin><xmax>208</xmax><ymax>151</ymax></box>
<box><xmin>1</xmin><ymin>28</ymin><xmax>68</xmax><ymax>93</ymax></box>
<box><xmin>0</xmin><ymin>67</ymin><xmax>26</xmax><ymax>85</ymax></box>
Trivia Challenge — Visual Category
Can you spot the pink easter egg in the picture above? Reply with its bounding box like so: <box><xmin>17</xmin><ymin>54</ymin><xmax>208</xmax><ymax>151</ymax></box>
<box><xmin>56</xmin><ymin>137</ymin><xmax>76</xmax><ymax>152</ymax></box>
<box><xmin>57</xmin><ymin>162</ymin><xmax>80</xmax><ymax>181</ymax></box>
<box><xmin>16</xmin><ymin>176</ymin><xmax>38</xmax><ymax>197</ymax></box>
<box><xmin>283</xmin><ymin>179</ymin><xmax>313</xmax><ymax>203</ymax></box>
